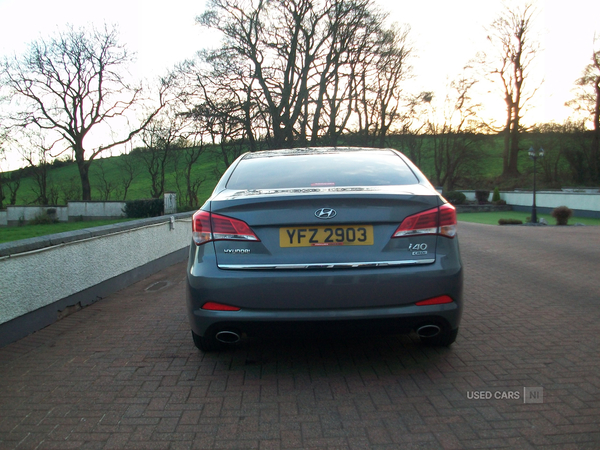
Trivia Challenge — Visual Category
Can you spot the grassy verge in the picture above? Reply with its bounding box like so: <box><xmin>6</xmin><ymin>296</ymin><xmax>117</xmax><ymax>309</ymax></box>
<box><xmin>0</xmin><ymin>219</ymin><xmax>137</xmax><ymax>244</ymax></box>
<box><xmin>458</xmin><ymin>211</ymin><xmax>600</xmax><ymax>226</ymax></box>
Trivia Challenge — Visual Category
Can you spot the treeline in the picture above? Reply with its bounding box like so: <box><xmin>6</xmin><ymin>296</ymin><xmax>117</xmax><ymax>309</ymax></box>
<box><xmin>1</xmin><ymin>128</ymin><xmax>598</xmax><ymax>210</ymax></box>
<box><xmin>184</xmin><ymin>0</ymin><xmax>412</xmax><ymax>152</ymax></box>
<box><xmin>1</xmin><ymin>0</ymin><xmax>599</xmax><ymax>207</ymax></box>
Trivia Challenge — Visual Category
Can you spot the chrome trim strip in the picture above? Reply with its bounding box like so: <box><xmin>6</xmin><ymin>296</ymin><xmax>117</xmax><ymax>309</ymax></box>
<box><xmin>218</xmin><ymin>259</ymin><xmax>435</xmax><ymax>270</ymax></box>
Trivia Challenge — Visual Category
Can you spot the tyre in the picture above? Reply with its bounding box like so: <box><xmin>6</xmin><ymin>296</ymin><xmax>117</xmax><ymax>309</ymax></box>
<box><xmin>191</xmin><ymin>330</ymin><xmax>222</xmax><ymax>352</ymax></box>
<box><xmin>420</xmin><ymin>327</ymin><xmax>458</xmax><ymax>347</ymax></box>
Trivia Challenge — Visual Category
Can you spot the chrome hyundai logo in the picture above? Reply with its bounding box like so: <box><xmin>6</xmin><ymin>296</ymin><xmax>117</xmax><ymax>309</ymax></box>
<box><xmin>315</xmin><ymin>208</ymin><xmax>337</xmax><ymax>219</ymax></box>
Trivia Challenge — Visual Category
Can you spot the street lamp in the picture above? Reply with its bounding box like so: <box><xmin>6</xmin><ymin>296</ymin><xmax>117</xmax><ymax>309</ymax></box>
<box><xmin>528</xmin><ymin>147</ymin><xmax>544</xmax><ymax>223</ymax></box>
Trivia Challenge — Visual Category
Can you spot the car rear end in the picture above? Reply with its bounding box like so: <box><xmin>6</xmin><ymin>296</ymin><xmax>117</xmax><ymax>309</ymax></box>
<box><xmin>186</xmin><ymin>148</ymin><xmax>463</xmax><ymax>350</ymax></box>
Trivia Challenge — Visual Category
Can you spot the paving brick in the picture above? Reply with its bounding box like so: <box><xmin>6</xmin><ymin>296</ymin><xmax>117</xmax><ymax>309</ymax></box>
<box><xmin>1</xmin><ymin>225</ymin><xmax>600</xmax><ymax>449</ymax></box>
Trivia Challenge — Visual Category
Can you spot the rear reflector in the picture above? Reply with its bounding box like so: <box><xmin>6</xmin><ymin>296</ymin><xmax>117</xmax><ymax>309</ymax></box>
<box><xmin>415</xmin><ymin>295</ymin><xmax>453</xmax><ymax>306</ymax></box>
<box><xmin>192</xmin><ymin>210</ymin><xmax>260</xmax><ymax>245</ymax></box>
<box><xmin>201</xmin><ymin>302</ymin><xmax>241</xmax><ymax>311</ymax></box>
<box><xmin>392</xmin><ymin>203</ymin><xmax>457</xmax><ymax>238</ymax></box>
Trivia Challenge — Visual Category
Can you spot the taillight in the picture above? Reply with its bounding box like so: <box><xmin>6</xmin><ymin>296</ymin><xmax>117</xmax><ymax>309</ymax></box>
<box><xmin>192</xmin><ymin>211</ymin><xmax>212</xmax><ymax>245</ymax></box>
<box><xmin>201</xmin><ymin>302</ymin><xmax>241</xmax><ymax>311</ymax></box>
<box><xmin>192</xmin><ymin>210</ymin><xmax>260</xmax><ymax>245</ymax></box>
<box><xmin>415</xmin><ymin>295</ymin><xmax>454</xmax><ymax>306</ymax></box>
<box><xmin>438</xmin><ymin>203</ymin><xmax>457</xmax><ymax>238</ymax></box>
<box><xmin>392</xmin><ymin>203</ymin><xmax>457</xmax><ymax>238</ymax></box>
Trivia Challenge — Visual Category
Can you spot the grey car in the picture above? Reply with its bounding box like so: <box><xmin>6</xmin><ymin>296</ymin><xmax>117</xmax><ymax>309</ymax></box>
<box><xmin>186</xmin><ymin>147</ymin><xmax>463</xmax><ymax>351</ymax></box>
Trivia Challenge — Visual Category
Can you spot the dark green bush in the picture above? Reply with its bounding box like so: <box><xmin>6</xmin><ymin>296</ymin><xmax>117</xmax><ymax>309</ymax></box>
<box><xmin>444</xmin><ymin>191</ymin><xmax>466</xmax><ymax>205</ymax></box>
<box><xmin>551</xmin><ymin>205</ymin><xmax>573</xmax><ymax>225</ymax></box>
<box><xmin>30</xmin><ymin>210</ymin><xmax>59</xmax><ymax>225</ymax></box>
<box><xmin>475</xmin><ymin>190</ymin><xmax>490</xmax><ymax>204</ymax></box>
<box><xmin>492</xmin><ymin>187</ymin><xmax>501</xmax><ymax>202</ymax></box>
<box><xmin>493</xmin><ymin>199</ymin><xmax>507</xmax><ymax>205</ymax></box>
<box><xmin>498</xmin><ymin>218</ymin><xmax>523</xmax><ymax>225</ymax></box>
<box><xmin>124</xmin><ymin>199</ymin><xmax>164</xmax><ymax>218</ymax></box>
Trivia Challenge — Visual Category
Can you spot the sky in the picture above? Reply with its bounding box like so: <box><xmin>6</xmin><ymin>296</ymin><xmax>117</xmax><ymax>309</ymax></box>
<box><xmin>1</xmin><ymin>0</ymin><xmax>599</xmax><ymax>169</ymax></box>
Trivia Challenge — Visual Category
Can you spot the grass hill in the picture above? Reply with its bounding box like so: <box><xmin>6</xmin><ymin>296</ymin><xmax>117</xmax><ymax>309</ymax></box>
<box><xmin>1</xmin><ymin>131</ymin><xmax>593</xmax><ymax>209</ymax></box>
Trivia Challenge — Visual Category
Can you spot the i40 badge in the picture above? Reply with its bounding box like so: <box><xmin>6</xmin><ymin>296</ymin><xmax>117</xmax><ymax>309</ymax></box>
<box><xmin>409</xmin><ymin>243</ymin><xmax>428</xmax><ymax>256</ymax></box>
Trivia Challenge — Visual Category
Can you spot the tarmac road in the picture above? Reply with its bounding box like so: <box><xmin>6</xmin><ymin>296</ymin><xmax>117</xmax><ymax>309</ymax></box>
<box><xmin>0</xmin><ymin>222</ymin><xmax>599</xmax><ymax>449</ymax></box>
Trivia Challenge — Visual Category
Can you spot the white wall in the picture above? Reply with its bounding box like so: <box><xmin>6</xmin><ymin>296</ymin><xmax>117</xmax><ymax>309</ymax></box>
<box><xmin>0</xmin><ymin>215</ymin><xmax>192</xmax><ymax>326</ymax></box>
<box><xmin>7</xmin><ymin>206</ymin><xmax>68</xmax><ymax>223</ymax></box>
<box><xmin>68</xmin><ymin>201</ymin><xmax>126</xmax><ymax>219</ymax></box>
<box><xmin>501</xmin><ymin>191</ymin><xmax>600</xmax><ymax>212</ymax></box>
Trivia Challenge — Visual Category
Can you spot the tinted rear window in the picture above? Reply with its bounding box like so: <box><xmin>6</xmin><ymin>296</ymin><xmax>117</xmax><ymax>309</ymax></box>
<box><xmin>226</xmin><ymin>151</ymin><xmax>419</xmax><ymax>189</ymax></box>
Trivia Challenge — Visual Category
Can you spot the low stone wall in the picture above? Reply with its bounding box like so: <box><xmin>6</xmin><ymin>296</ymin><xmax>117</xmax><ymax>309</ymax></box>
<box><xmin>452</xmin><ymin>189</ymin><xmax>600</xmax><ymax>218</ymax></box>
<box><xmin>0</xmin><ymin>212</ymin><xmax>193</xmax><ymax>347</ymax></box>
<box><xmin>2</xmin><ymin>193</ymin><xmax>178</xmax><ymax>226</ymax></box>
<box><xmin>501</xmin><ymin>191</ymin><xmax>600</xmax><ymax>218</ymax></box>
<box><xmin>6</xmin><ymin>206</ymin><xmax>69</xmax><ymax>226</ymax></box>
<box><xmin>67</xmin><ymin>201</ymin><xmax>126</xmax><ymax>221</ymax></box>
<box><xmin>455</xmin><ymin>205</ymin><xmax>512</xmax><ymax>213</ymax></box>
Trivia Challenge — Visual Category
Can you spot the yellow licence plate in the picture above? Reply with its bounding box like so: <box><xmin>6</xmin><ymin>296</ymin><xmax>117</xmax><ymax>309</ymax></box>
<box><xmin>280</xmin><ymin>225</ymin><xmax>374</xmax><ymax>247</ymax></box>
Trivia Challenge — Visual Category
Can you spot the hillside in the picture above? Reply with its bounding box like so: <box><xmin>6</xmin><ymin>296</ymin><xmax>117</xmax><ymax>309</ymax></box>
<box><xmin>1</xmin><ymin>131</ymin><xmax>594</xmax><ymax>209</ymax></box>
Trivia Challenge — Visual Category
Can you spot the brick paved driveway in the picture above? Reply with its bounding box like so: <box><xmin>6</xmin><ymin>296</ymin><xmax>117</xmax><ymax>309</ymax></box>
<box><xmin>1</xmin><ymin>223</ymin><xmax>599</xmax><ymax>449</ymax></box>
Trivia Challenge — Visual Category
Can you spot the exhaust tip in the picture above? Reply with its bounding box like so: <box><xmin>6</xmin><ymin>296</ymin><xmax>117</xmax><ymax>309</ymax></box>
<box><xmin>417</xmin><ymin>324</ymin><xmax>441</xmax><ymax>338</ymax></box>
<box><xmin>215</xmin><ymin>330</ymin><xmax>241</xmax><ymax>344</ymax></box>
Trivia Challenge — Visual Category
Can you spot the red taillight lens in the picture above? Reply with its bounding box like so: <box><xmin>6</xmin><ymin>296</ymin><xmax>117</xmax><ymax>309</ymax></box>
<box><xmin>415</xmin><ymin>295</ymin><xmax>453</xmax><ymax>306</ymax></box>
<box><xmin>192</xmin><ymin>210</ymin><xmax>259</xmax><ymax>245</ymax></box>
<box><xmin>192</xmin><ymin>210</ymin><xmax>212</xmax><ymax>245</ymax></box>
<box><xmin>392</xmin><ymin>203</ymin><xmax>457</xmax><ymax>239</ymax></box>
<box><xmin>438</xmin><ymin>203</ymin><xmax>457</xmax><ymax>238</ymax></box>
<box><xmin>211</xmin><ymin>214</ymin><xmax>259</xmax><ymax>241</ymax></box>
<box><xmin>201</xmin><ymin>302</ymin><xmax>241</xmax><ymax>311</ymax></box>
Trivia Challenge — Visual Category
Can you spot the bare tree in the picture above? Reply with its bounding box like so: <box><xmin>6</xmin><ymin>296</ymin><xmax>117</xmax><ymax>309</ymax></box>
<box><xmin>1</xmin><ymin>24</ymin><xmax>171</xmax><ymax>201</ymax></box>
<box><xmin>393</xmin><ymin>92</ymin><xmax>431</xmax><ymax>167</ymax></box>
<box><xmin>566</xmin><ymin>41</ymin><xmax>600</xmax><ymax>181</ymax></box>
<box><xmin>137</xmin><ymin>110</ymin><xmax>189</xmax><ymax>198</ymax></box>
<box><xmin>486</xmin><ymin>3</ymin><xmax>539</xmax><ymax>177</ymax></box>
<box><xmin>173</xmin><ymin>143</ymin><xmax>207</xmax><ymax>209</ymax></box>
<box><xmin>93</xmin><ymin>158</ymin><xmax>116</xmax><ymax>201</ymax></box>
<box><xmin>115</xmin><ymin>152</ymin><xmax>140</xmax><ymax>200</ymax></box>
<box><xmin>0</xmin><ymin>140</ymin><xmax>23</xmax><ymax>207</ymax></box>
<box><xmin>195</xmin><ymin>0</ymin><xmax>412</xmax><ymax>150</ymax></box>
<box><xmin>427</xmin><ymin>78</ymin><xmax>485</xmax><ymax>192</ymax></box>
<box><xmin>529</xmin><ymin>122</ymin><xmax>571</xmax><ymax>185</ymax></box>
<box><xmin>4</xmin><ymin>172</ymin><xmax>22</xmax><ymax>206</ymax></box>
<box><xmin>18</xmin><ymin>131</ymin><xmax>56</xmax><ymax>205</ymax></box>
<box><xmin>0</xmin><ymin>135</ymin><xmax>6</xmax><ymax>208</ymax></box>
<box><xmin>58</xmin><ymin>176</ymin><xmax>80</xmax><ymax>204</ymax></box>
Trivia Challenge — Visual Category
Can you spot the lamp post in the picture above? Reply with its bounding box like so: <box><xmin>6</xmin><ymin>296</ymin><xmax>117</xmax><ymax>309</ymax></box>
<box><xmin>528</xmin><ymin>147</ymin><xmax>544</xmax><ymax>223</ymax></box>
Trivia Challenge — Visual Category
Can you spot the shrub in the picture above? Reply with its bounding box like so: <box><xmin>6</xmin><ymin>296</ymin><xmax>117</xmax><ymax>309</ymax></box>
<box><xmin>551</xmin><ymin>205</ymin><xmax>573</xmax><ymax>225</ymax></box>
<box><xmin>493</xmin><ymin>199</ymin><xmax>507</xmax><ymax>205</ymax></box>
<box><xmin>444</xmin><ymin>191</ymin><xmax>466</xmax><ymax>205</ymax></box>
<box><xmin>475</xmin><ymin>190</ymin><xmax>490</xmax><ymax>204</ymax></box>
<box><xmin>30</xmin><ymin>210</ymin><xmax>59</xmax><ymax>225</ymax></box>
<box><xmin>498</xmin><ymin>218</ymin><xmax>523</xmax><ymax>225</ymax></box>
<box><xmin>124</xmin><ymin>199</ymin><xmax>164</xmax><ymax>218</ymax></box>
<box><xmin>492</xmin><ymin>187</ymin><xmax>501</xmax><ymax>202</ymax></box>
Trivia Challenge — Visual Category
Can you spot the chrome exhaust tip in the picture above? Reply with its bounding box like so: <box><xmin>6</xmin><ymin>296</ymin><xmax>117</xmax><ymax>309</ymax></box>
<box><xmin>215</xmin><ymin>330</ymin><xmax>241</xmax><ymax>344</ymax></box>
<box><xmin>416</xmin><ymin>324</ymin><xmax>441</xmax><ymax>338</ymax></box>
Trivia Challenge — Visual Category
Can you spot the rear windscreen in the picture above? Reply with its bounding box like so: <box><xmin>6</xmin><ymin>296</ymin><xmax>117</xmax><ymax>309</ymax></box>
<box><xmin>226</xmin><ymin>151</ymin><xmax>419</xmax><ymax>189</ymax></box>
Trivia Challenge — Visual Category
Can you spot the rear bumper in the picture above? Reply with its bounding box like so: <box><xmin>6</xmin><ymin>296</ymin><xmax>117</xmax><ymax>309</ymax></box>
<box><xmin>186</xmin><ymin>240</ymin><xmax>463</xmax><ymax>338</ymax></box>
<box><xmin>187</xmin><ymin>302</ymin><xmax>461</xmax><ymax>339</ymax></box>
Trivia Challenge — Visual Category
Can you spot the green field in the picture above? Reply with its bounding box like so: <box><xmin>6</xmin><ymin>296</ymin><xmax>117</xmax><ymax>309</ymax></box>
<box><xmin>4</xmin><ymin>147</ymin><xmax>223</xmax><ymax>207</ymax></box>
<box><xmin>0</xmin><ymin>219</ymin><xmax>136</xmax><ymax>244</ymax></box>
<box><xmin>2</xmin><ymin>131</ymin><xmax>590</xmax><ymax>208</ymax></box>
<box><xmin>457</xmin><ymin>211</ymin><xmax>600</xmax><ymax>226</ymax></box>
<box><xmin>2</xmin><ymin>210</ymin><xmax>596</xmax><ymax>245</ymax></box>
<box><xmin>1</xmin><ymin>133</ymin><xmax>598</xmax><ymax>244</ymax></box>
